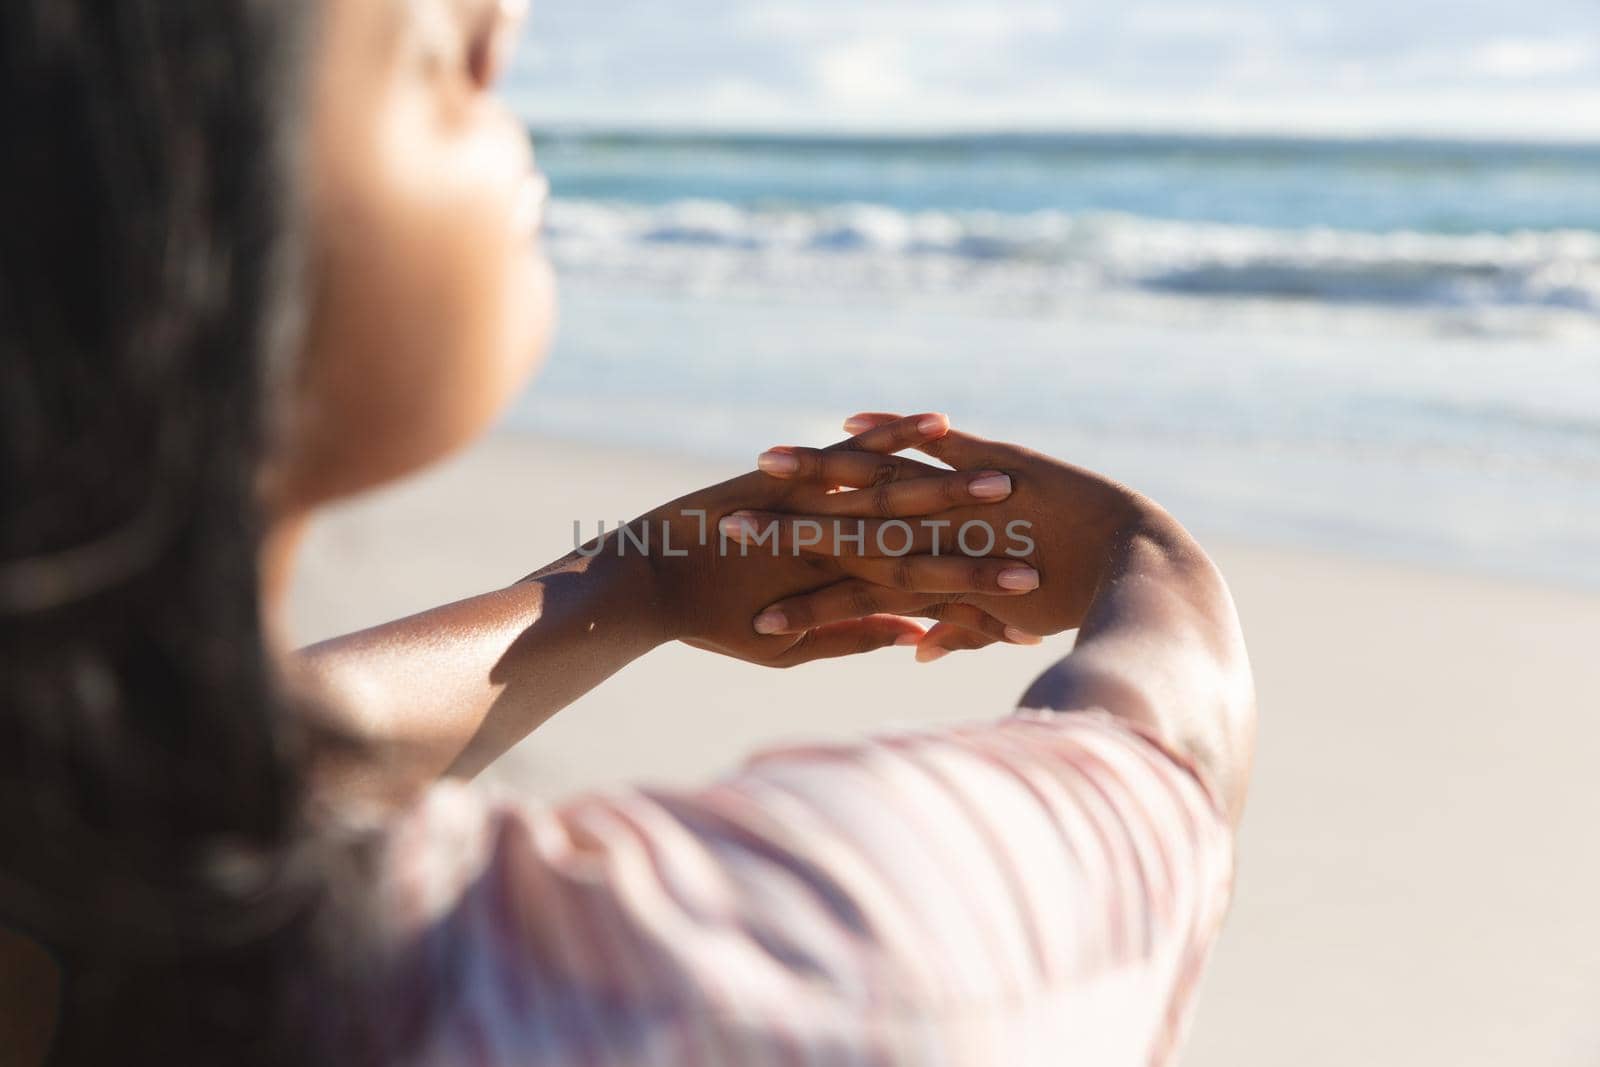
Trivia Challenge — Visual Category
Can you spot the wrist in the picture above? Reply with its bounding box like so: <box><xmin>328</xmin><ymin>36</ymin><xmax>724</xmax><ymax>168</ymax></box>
<box><xmin>626</xmin><ymin>508</ymin><xmax>703</xmax><ymax>645</ymax></box>
<box><xmin>594</xmin><ymin>516</ymin><xmax>684</xmax><ymax>648</ymax></box>
<box><xmin>609</xmin><ymin>526</ymin><xmax>680</xmax><ymax>648</ymax></box>
<box><xmin>1119</xmin><ymin>495</ymin><xmax>1210</xmax><ymax>575</ymax></box>
<box><xmin>520</xmin><ymin>529</ymin><xmax>677</xmax><ymax>651</ymax></box>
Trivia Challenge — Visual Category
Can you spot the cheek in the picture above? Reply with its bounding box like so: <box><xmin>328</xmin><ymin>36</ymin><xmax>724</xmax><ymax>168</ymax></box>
<box><xmin>297</xmin><ymin>104</ymin><xmax>556</xmax><ymax>500</ymax></box>
<box><xmin>396</xmin><ymin>110</ymin><xmax>555</xmax><ymax>429</ymax></box>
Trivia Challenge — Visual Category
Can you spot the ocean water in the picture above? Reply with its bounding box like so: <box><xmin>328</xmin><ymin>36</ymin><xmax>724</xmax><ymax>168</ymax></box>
<box><xmin>508</xmin><ymin>131</ymin><xmax>1600</xmax><ymax>588</ymax></box>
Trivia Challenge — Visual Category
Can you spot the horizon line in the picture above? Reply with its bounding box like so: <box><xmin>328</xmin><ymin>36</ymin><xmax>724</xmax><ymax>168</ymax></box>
<box><xmin>519</xmin><ymin>119</ymin><xmax>1600</xmax><ymax>150</ymax></box>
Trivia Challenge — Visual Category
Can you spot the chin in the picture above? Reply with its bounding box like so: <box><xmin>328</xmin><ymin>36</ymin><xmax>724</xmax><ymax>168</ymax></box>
<box><xmin>436</xmin><ymin>254</ymin><xmax>557</xmax><ymax>465</ymax></box>
<box><xmin>503</xmin><ymin>251</ymin><xmax>558</xmax><ymax>399</ymax></box>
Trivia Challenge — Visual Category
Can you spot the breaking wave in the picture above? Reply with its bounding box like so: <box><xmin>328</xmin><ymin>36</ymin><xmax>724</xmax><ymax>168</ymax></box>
<box><xmin>543</xmin><ymin>198</ymin><xmax>1600</xmax><ymax>328</ymax></box>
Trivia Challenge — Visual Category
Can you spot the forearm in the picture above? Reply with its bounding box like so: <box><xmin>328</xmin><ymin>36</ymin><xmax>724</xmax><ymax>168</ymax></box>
<box><xmin>293</xmin><ymin>547</ymin><xmax>668</xmax><ymax>808</ymax></box>
<box><xmin>1019</xmin><ymin>501</ymin><xmax>1256</xmax><ymax>823</ymax></box>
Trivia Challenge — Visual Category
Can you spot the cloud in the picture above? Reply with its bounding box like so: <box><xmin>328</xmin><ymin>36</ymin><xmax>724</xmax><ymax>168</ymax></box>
<box><xmin>1472</xmin><ymin>38</ymin><xmax>1597</xmax><ymax>79</ymax></box>
<box><xmin>738</xmin><ymin>1</ymin><xmax>1070</xmax><ymax>40</ymax></box>
<box><xmin>812</xmin><ymin>38</ymin><xmax>916</xmax><ymax>107</ymax></box>
<box><xmin>507</xmin><ymin>0</ymin><xmax>1600</xmax><ymax>138</ymax></box>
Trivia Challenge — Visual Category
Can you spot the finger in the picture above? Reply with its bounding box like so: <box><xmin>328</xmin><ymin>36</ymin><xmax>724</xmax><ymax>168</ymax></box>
<box><xmin>914</xmin><ymin>603</ymin><xmax>1008</xmax><ymax>641</ymax></box>
<box><xmin>911</xmin><ymin>601</ymin><xmax>1043</xmax><ymax>645</ymax></box>
<box><xmin>842</xmin><ymin>411</ymin><xmax>1015</xmax><ymax>471</ymax></box>
<box><xmin>759</xmin><ymin>452</ymin><xmax>1014</xmax><ymax>515</ymax></box>
<box><xmin>755</xmin><ymin>447</ymin><xmax>944</xmax><ymax>487</ymax></box>
<box><xmin>720</xmin><ymin>511</ymin><xmax>1029</xmax><ymax>558</ymax></box>
<box><xmin>720</xmin><ymin>512</ymin><xmax>947</xmax><ymax>558</ymax></box>
<box><xmin>911</xmin><ymin>427</ymin><xmax>1020</xmax><ymax>471</ymax></box>
<box><xmin>825</xmin><ymin>412</ymin><xmax>951</xmax><ymax>457</ymax></box>
<box><xmin>914</xmin><ymin>615</ymin><xmax>1044</xmax><ymax>661</ymax></box>
<box><xmin>841</xmin><ymin>412</ymin><xmax>901</xmax><ymax>435</ymax></box>
<box><xmin>835</xmin><ymin>555</ymin><xmax>1039</xmax><ymax>595</ymax></box>
<box><xmin>771</xmin><ymin>616</ymin><xmax>925</xmax><ymax>668</ymax></box>
<box><xmin>915</xmin><ymin>622</ymin><xmax>1000</xmax><ymax>663</ymax></box>
<box><xmin>810</xmin><ymin>470</ymin><xmax>1014</xmax><ymax>517</ymax></box>
<box><xmin>752</xmin><ymin>580</ymin><xmax>937</xmax><ymax>635</ymax></box>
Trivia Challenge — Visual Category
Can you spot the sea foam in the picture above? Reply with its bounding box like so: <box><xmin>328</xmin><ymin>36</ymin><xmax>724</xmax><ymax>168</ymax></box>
<box><xmin>542</xmin><ymin>198</ymin><xmax>1600</xmax><ymax>334</ymax></box>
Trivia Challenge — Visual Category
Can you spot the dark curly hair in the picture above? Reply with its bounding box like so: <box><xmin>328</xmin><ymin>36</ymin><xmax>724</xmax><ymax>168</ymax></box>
<box><xmin>0</xmin><ymin>3</ymin><xmax>367</xmax><ymax>1062</ymax></box>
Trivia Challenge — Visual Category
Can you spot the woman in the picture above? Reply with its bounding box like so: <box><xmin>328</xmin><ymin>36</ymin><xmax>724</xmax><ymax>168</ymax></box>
<box><xmin>0</xmin><ymin>1</ymin><xmax>1255</xmax><ymax>1064</ymax></box>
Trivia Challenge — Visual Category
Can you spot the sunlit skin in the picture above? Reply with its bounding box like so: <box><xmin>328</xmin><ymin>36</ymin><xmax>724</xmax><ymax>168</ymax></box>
<box><xmin>260</xmin><ymin>0</ymin><xmax>556</xmax><ymax>594</ymax></box>
<box><xmin>273</xmin><ymin>0</ymin><xmax>1253</xmax><ymax>820</ymax></box>
<box><xmin>276</xmin><ymin>0</ymin><xmax>1034</xmax><ymax>804</ymax></box>
<box><xmin>2</xmin><ymin>1</ymin><xmax>1255</xmax><ymax>1055</ymax></box>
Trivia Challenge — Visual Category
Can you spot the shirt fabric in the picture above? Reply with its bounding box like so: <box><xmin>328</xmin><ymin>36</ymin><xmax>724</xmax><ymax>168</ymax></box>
<box><xmin>371</xmin><ymin>710</ymin><xmax>1234</xmax><ymax>1067</ymax></box>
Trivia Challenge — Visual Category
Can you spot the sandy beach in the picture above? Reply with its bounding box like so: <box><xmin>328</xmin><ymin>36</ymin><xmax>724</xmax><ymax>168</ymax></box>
<box><xmin>289</xmin><ymin>430</ymin><xmax>1600</xmax><ymax>1067</ymax></box>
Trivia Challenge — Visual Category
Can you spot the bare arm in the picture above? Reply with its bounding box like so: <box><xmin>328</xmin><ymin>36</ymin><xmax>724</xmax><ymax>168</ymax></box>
<box><xmin>293</xmin><ymin>547</ymin><xmax>668</xmax><ymax>808</ymax></box>
<box><xmin>1018</xmin><ymin>504</ymin><xmax>1255</xmax><ymax>824</ymax></box>
<box><xmin>292</xmin><ymin>416</ymin><xmax>996</xmax><ymax>808</ymax></box>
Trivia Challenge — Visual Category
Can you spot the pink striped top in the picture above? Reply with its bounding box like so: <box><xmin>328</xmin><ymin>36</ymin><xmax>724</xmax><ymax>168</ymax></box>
<box><xmin>370</xmin><ymin>710</ymin><xmax>1234</xmax><ymax>1066</ymax></box>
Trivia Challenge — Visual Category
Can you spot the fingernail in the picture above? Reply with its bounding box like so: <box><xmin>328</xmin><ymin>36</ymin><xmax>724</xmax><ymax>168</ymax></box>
<box><xmin>753</xmin><ymin>610</ymin><xmax>787</xmax><ymax>635</ymax></box>
<box><xmin>917</xmin><ymin>413</ymin><xmax>949</xmax><ymax>436</ymax></box>
<box><xmin>997</xmin><ymin>567</ymin><xmax>1040</xmax><ymax>591</ymax></box>
<box><xmin>917</xmin><ymin>645</ymin><xmax>951</xmax><ymax>663</ymax></box>
<box><xmin>843</xmin><ymin>416</ymin><xmax>873</xmax><ymax>434</ymax></box>
<box><xmin>719</xmin><ymin>514</ymin><xmax>755</xmax><ymax>541</ymax></box>
<box><xmin>894</xmin><ymin>632</ymin><xmax>923</xmax><ymax>647</ymax></box>
<box><xmin>968</xmin><ymin>473</ymin><xmax>1012</xmax><ymax>500</ymax></box>
<box><xmin>757</xmin><ymin>451</ymin><xmax>799</xmax><ymax>475</ymax></box>
<box><xmin>1004</xmin><ymin>626</ymin><xmax>1044</xmax><ymax>645</ymax></box>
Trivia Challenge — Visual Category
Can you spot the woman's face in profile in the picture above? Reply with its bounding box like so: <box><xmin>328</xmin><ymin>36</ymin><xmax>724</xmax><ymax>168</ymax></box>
<box><xmin>284</xmin><ymin>0</ymin><xmax>555</xmax><ymax>508</ymax></box>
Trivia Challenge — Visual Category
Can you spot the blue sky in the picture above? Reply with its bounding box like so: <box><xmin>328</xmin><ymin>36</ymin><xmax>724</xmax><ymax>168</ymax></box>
<box><xmin>505</xmin><ymin>0</ymin><xmax>1600</xmax><ymax>139</ymax></box>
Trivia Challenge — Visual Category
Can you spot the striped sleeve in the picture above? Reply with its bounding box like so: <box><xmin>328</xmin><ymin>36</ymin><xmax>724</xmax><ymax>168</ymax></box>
<box><xmin>373</xmin><ymin>711</ymin><xmax>1234</xmax><ymax>1067</ymax></box>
